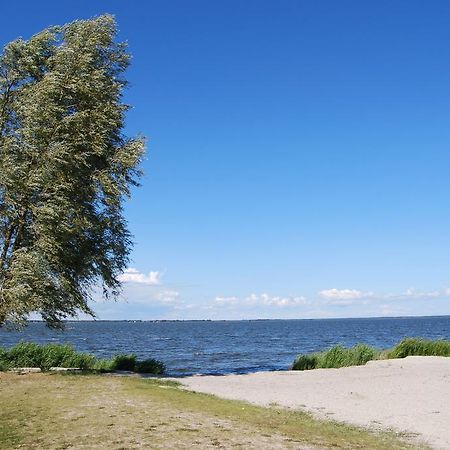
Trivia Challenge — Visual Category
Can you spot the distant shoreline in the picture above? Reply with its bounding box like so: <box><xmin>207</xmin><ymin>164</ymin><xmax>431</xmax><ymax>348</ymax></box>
<box><xmin>25</xmin><ymin>314</ymin><xmax>450</xmax><ymax>323</ymax></box>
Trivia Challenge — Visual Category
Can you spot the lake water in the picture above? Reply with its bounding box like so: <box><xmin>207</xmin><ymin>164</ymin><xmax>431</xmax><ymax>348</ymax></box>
<box><xmin>1</xmin><ymin>316</ymin><xmax>449</xmax><ymax>376</ymax></box>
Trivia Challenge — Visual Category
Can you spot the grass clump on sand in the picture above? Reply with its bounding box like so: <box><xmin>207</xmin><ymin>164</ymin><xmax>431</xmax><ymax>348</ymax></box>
<box><xmin>0</xmin><ymin>342</ymin><xmax>165</xmax><ymax>374</ymax></box>
<box><xmin>0</xmin><ymin>372</ymin><xmax>421</xmax><ymax>449</ymax></box>
<box><xmin>292</xmin><ymin>337</ymin><xmax>450</xmax><ymax>371</ymax></box>
<box><xmin>386</xmin><ymin>337</ymin><xmax>450</xmax><ymax>358</ymax></box>
<box><xmin>292</xmin><ymin>343</ymin><xmax>377</xmax><ymax>371</ymax></box>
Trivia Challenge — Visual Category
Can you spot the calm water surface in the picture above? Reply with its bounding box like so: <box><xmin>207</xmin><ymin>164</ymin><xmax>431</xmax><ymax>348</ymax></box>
<box><xmin>1</xmin><ymin>316</ymin><xmax>449</xmax><ymax>376</ymax></box>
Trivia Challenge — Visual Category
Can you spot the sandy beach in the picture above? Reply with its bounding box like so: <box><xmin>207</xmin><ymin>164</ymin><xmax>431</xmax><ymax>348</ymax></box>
<box><xmin>179</xmin><ymin>356</ymin><xmax>450</xmax><ymax>449</ymax></box>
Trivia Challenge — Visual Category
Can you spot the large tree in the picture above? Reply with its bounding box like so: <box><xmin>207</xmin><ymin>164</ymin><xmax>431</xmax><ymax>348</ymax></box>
<box><xmin>0</xmin><ymin>15</ymin><xmax>145</xmax><ymax>327</ymax></box>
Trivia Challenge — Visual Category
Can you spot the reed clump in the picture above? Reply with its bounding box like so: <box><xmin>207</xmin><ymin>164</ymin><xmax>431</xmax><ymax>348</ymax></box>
<box><xmin>292</xmin><ymin>343</ymin><xmax>377</xmax><ymax>370</ymax></box>
<box><xmin>292</xmin><ymin>337</ymin><xmax>450</xmax><ymax>371</ymax></box>
<box><xmin>385</xmin><ymin>337</ymin><xmax>450</xmax><ymax>358</ymax></box>
<box><xmin>0</xmin><ymin>342</ymin><xmax>165</xmax><ymax>374</ymax></box>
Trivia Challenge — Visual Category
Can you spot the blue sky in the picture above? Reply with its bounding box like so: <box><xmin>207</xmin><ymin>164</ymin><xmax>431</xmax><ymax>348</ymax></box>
<box><xmin>2</xmin><ymin>1</ymin><xmax>450</xmax><ymax>319</ymax></box>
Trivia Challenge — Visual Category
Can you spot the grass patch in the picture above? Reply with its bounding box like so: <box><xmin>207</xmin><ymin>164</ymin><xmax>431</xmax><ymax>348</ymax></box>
<box><xmin>386</xmin><ymin>337</ymin><xmax>450</xmax><ymax>358</ymax></box>
<box><xmin>292</xmin><ymin>337</ymin><xmax>450</xmax><ymax>371</ymax></box>
<box><xmin>293</xmin><ymin>343</ymin><xmax>378</xmax><ymax>370</ymax></box>
<box><xmin>0</xmin><ymin>372</ymin><xmax>423</xmax><ymax>449</ymax></box>
<box><xmin>0</xmin><ymin>342</ymin><xmax>165</xmax><ymax>374</ymax></box>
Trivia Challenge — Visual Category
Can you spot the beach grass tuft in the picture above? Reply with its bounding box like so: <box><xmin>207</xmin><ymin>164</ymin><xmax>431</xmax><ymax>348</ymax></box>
<box><xmin>386</xmin><ymin>337</ymin><xmax>450</xmax><ymax>358</ymax></box>
<box><xmin>292</xmin><ymin>337</ymin><xmax>450</xmax><ymax>371</ymax></box>
<box><xmin>292</xmin><ymin>343</ymin><xmax>377</xmax><ymax>370</ymax></box>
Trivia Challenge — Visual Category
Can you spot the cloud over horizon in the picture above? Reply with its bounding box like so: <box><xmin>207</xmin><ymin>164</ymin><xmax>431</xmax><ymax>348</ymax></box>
<box><xmin>117</xmin><ymin>268</ymin><xmax>162</xmax><ymax>285</ymax></box>
<box><xmin>386</xmin><ymin>288</ymin><xmax>441</xmax><ymax>300</ymax></box>
<box><xmin>89</xmin><ymin>267</ymin><xmax>450</xmax><ymax>320</ymax></box>
<box><xmin>319</xmin><ymin>288</ymin><xmax>373</xmax><ymax>301</ymax></box>
<box><xmin>213</xmin><ymin>293</ymin><xmax>308</xmax><ymax>309</ymax></box>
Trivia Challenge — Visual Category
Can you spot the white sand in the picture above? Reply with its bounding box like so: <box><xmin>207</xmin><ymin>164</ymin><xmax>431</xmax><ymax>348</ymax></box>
<box><xmin>178</xmin><ymin>356</ymin><xmax>450</xmax><ymax>449</ymax></box>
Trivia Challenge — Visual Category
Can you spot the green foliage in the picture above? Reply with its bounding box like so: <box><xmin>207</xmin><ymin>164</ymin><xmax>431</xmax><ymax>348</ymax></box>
<box><xmin>0</xmin><ymin>15</ymin><xmax>145</xmax><ymax>327</ymax></box>
<box><xmin>40</xmin><ymin>343</ymin><xmax>96</xmax><ymax>370</ymax></box>
<box><xmin>386</xmin><ymin>337</ymin><xmax>450</xmax><ymax>358</ymax></box>
<box><xmin>0</xmin><ymin>342</ymin><xmax>165</xmax><ymax>374</ymax></box>
<box><xmin>319</xmin><ymin>345</ymin><xmax>348</xmax><ymax>368</ymax></box>
<box><xmin>320</xmin><ymin>344</ymin><xmax>377</xmax><ymax>368</ymax></box>
<box><xmin>292</xmin><ymin>338</ymin><xmax>450</xmax><ymax>371</ymax></box>
<box><xmin>4</xmin><ymin>342</ymin><xmax>43</xmax><ymax>368</ymax></box>
<box><xmin>93</xmin><ymin>358</ymin><xmax>114</xmax><ymax>372</ymax></box>
<box><xmin>293</xmin><ymin>343</ymin><xmax>379</xmax><ymax>371</ymax></box>
<box><xmin>106</xmin><ymin>354</ymin><xmax>166</xmax><ymax>373</ymax></box>
<box><xmin>0</xmin><ymin>342</ymin><xmax>95</xmax><ymax>370</ymax></box>
<box><xmin>291</xmin><ymin>354</ymin><xmax>318</xmax><ymax>371</ymax></box>
<box><xmin>351</xmin><ymin>343</ymin><xmax>377</xmax><ymax>365</ymax></box>
<box><xmin>135</xmin><ymin>358</ymin><xmax>166</xmax><ymax>374</ymax></box>
<box><xmin>109</xmin><ymin>353</ymin><xmax>137</xmax><ymax>371</ymax></box>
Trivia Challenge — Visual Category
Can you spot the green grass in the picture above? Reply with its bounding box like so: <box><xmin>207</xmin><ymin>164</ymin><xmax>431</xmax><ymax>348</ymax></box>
<box><xmin>386</xmin><ymin>337</ymin><xmax>450</xmax><ymax>358</ymax></box>
<box><xmin>0</xmin><ymin>342</ymin><xmax>165</xmax><ymax>374</ymax></box>
<box><xmin>292</xmin><ymin>337</ymin><xmax>450</xmax><ymax>371</ymax></box>
<box><xmin>0</xmin><ymin>372</ymin><xmax>424</xmax><ymax>449</ymax></box>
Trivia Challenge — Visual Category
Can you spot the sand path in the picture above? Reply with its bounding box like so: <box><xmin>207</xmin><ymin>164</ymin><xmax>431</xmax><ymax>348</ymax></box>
<box><xmin>178</xmin><ymin>356</ymin><xmax>450</xmax><ymax>449</ymax></box>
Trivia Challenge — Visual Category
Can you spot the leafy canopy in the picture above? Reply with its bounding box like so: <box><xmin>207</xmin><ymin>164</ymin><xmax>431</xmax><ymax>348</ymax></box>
<box><xmin>0</xmin><ymin>15</ymin><xmax>145</xmax><ymax>327</ymax></box>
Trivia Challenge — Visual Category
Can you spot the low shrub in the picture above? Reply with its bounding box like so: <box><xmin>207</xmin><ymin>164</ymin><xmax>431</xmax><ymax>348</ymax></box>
<box><xmin>135</xmin><ymin>358</ymin><xmax>166</xmax><ymax>374</ymax></box>
<box><xmin>109</xmin><ymin>354</ymin><xmax>137</xmax><ymax>371</ymax></box>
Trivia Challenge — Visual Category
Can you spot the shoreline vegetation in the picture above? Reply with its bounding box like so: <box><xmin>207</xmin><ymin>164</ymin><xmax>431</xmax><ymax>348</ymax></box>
<box><xmin>291</xmin><ymin>337</ymin><xmax>450</xmax><ymax>371</ymax></box>
<box><xmin>1</xmin><ymin>337</ymin><xmax>449</xmax><ymax>375</ymax></box>
<box><xmin>21</xmin><ymin>313</ymin><xmax>450</xmax><ymax>322</ymax></box>
<box><xmin>0</xmin><ymin>342</ymin><xmax>165</xmax><ymax>374</ymax></box>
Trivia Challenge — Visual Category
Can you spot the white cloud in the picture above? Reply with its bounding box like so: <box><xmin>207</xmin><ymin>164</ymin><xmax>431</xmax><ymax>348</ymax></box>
<box><xmin>213</xmin><ymin>293</ymin><xmax>308</xmax><ymax>308</ymax></box>
<box><xmin>118</xmin><ymin>268</ymin><xmax>161</xmax><ymax>285</ymax></box>
<box><xmin>385</xmin><ymin>288</ymin><xmax>441</xmax><ymax>300</ymax></box>
<box><xmin>402</xmin><ymin>288</ymin><xmax>440</xmax><ymax>298</ymax></box>
<box><xmin>245</xmin><ymin>293</ymin><xmax>308</xmax><ymax>307</ymax></box>
<box><xmin>319</xmin><ymin>288</ymin><xmax>372</xmax><ymax>301</ymax></box>
<box><xmin>214</xmin><ymin>296</ymin><xmax>239</xmax><ymax>305</ymax></box>
<box><xmin>154</xmin><ymin>290</ymin><xmax>180</xmax><ymax>304</ymax></box>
